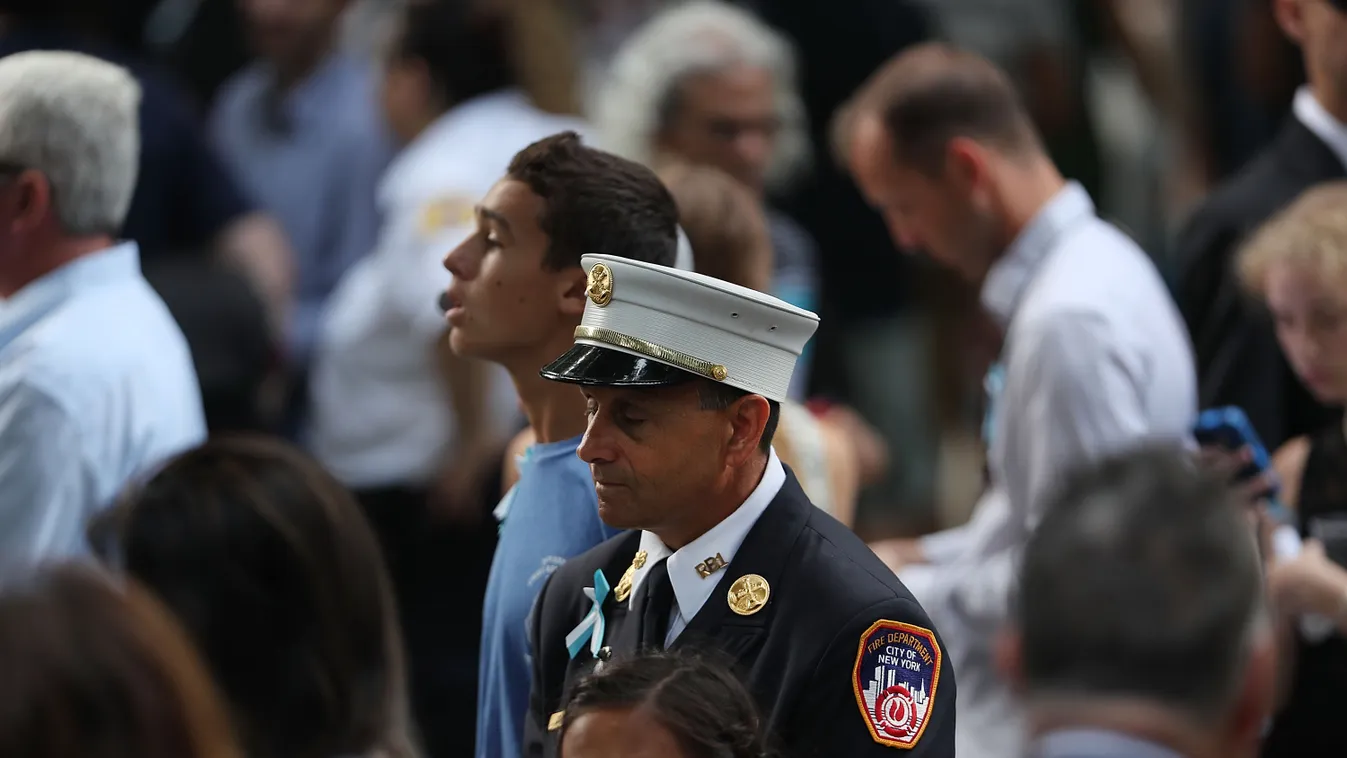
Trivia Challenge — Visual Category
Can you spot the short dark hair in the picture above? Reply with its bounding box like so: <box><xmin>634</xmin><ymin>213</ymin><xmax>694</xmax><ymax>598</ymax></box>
<box><xmin>90</xmin><ymin>436</ymin><xmax>414</xmax><ymax>758</ymax></box>
<box><xmin>388</xmin><ymin>0</ymin><xmax>515</xmax><ymax>108</ymax></box>
<box><xmin>560</xmin><ymin>651</ymin><xmax>770</xmax><ymax>758</ymax></box>
<box><xmin>506</xmin><ymin>131</ymin><xmax>679</xmax><ymax>270</ymax></box>
<box><xmin>1017</xmin><ymin>446</ymin><xmax>1265</xmax><ymax>723</ymax></box>
<box><xmin>848</xmin><ymin>43</ymin><xmax>1041</xmax><ymax>175</ymax></box>
<box><xmin>698</xmin><ymin>380</ymin><xmax>780</xmax><ymax>454</ymax></box>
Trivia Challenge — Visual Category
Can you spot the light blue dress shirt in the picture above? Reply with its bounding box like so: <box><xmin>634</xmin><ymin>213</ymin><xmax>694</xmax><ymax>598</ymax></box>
<box><xmin>1030</xmin><ymin>728</ymin><xmax>1187</xmax><ymax>758</ymax></box>
<box><xmin>0</xmin><ymin>242</ymin><xmax>205</xmax><ymax>577</ymax></box>
<box><xmin>210</xmin><ymin>53</ymin><xmax>395</xmax><ymax>364</ymax></box>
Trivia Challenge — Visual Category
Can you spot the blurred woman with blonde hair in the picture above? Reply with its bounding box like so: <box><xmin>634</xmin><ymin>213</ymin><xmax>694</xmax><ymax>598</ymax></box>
<box><xmin>1236</xmin><ymin>181</ymin><xmax>1347</xmax><ymax>758</ymax></box>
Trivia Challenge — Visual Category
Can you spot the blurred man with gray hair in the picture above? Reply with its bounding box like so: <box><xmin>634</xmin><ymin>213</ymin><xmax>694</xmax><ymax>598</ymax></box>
<box><xmin>0</xmin><ymin>51</ymin><xmax>205</xmax><ymax>577</ymax></box>
<box><xmin>593</xmin><ymin>1</ymin><xmax>819</xmax><ymax>396</ymax></box>
<box><xmin>1004</xmin><ymin>447</ymin><xmax>1276</xmax><ymax>758</ymax></box>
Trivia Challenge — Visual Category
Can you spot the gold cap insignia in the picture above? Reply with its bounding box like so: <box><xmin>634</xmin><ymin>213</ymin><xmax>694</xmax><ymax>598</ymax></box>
<box><xmin>695</xmin><ymin>553</ymin><xmax>727</xmax><ymax>579</ymax></box>
<box><xmin>613</xmin><ymin>550</ymin><xmax>648</xmax><ymax>603</ymax></box>
<box><xmin>727</xmin><ymin>574</ymin><xmax>770</xmax><ymax>616</ymax></box>
<box><xmin>548</xmin><ymin>710</ymin><xmax>565</xmax><ymax>731</ymax></box>
<box><xmin>586</xmin><ymin>262</ymin><xmax>613</xmax><ymax>306</ymax></box>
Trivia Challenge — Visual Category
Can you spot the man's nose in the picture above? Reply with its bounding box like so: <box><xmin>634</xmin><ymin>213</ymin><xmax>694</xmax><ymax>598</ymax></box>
<box><xmin>443</xmin><ymin>237</ymin><xmax>477</xmax><ymax>278</ymax></box>
<box><xmin>577</xmin><ymin>420</ymin><xmax>618</xmax><ymax>465</ymax></box>
<box><xmin>734</xmin><ymin>131</ymin><xmax>772</xmax><ymax>178</ymax></box>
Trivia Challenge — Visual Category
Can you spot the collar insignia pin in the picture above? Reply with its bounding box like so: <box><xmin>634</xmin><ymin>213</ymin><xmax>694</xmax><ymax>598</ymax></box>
<box><xmin>728</xmin><ymin>573</ymin><xmax>770</xmax><ymax>616</ymax></box>
<box><xmin>613</xmin><ymin>550</ymin><xmax>647</xmax><ymax>603</ymax></box>
<box><xmin>695</xmin><ymin>553</ymin><xmax>727</xmax><ymax>579</ymax></box>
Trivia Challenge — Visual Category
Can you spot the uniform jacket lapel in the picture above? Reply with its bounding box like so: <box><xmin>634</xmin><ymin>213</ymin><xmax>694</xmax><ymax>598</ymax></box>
<box><xmin>671</xmin><ymin>468</ymin><xmax>813</xmax><ymax>659</ymax></box>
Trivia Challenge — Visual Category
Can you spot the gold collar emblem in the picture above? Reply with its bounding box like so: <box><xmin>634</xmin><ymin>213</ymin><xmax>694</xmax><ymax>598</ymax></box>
<box><xmin>727</xmin><ymin>574</ymin><xmax>770</xmax><ymax>616</ymax></box>
<box><xmin>695</xmin><ymin>553</ymin><xmax>727</xmax><ymax>579</ymax></box>
<box><xmin>613</xmin><ymin>549</ymin><xmax>647</xmax><ymax>602</ymax></box>
<box><xmin>586</xmin><ymin>262</ymin><xmax>613</xmax><ymax>306</ymax></box>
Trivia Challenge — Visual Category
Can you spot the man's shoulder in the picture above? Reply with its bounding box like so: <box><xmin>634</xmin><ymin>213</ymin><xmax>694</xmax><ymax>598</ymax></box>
<box><xmin>784</xmin><ymin>509</ymin><xmax>932</xmax><ymax>626</ymax></box>
<box><xmin>547</xmin><ymin>530</ymin><xmax>641</xmax><ymax>587</ymax></box>
<box><xmin>533</xmin><ymin>531</ymin><xmax>640</xmax><ymax>631</ymax></box>
<box><xmin>1182</xmin><ymin>133</ymin><xmax>1317</xmax><ymax>250</ymax></box>
<box><xmin>516</xmin><ymin>442</ymin><xmax>597</xmax><ymax>505</ymax></box>
<box><xmin>212</xmin><ymin>64</ymin><xmax>269</xmax><ymax>117</ymax></box>
<box><xmin>10</xmin><ymin>284</ymin><xmax>195</xmax><ymax>405</ymax></box>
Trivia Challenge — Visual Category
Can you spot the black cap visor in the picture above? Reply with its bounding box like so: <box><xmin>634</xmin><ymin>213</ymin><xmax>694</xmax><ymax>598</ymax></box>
<box><xmin>539</xmin><ymin>344</ymin><xmax>695</xmax><ymax>387</ymax></box>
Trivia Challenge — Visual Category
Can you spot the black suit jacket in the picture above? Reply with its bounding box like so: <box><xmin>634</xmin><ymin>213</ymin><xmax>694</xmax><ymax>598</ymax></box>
<box><xmin>523</xmin><ymin>472</ymin><xmax>956</xmax><ymax>758</ymax></box>
<box><xmin>1175</xmin><ymin>117</ymin><xmax>1345</xmax><ymax>449</ymax></box>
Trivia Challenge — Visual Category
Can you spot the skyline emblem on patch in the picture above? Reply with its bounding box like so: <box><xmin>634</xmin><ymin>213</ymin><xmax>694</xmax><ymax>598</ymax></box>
<box><xmin>853</xmin><ymin>620</ymin><xmax>942</xmax><ymax>749</ymax></box>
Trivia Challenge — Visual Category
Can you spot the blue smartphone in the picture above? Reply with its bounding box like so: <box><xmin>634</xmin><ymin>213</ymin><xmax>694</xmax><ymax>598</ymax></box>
<box><xmin>1193</xmin><ymin>406</ymin><xmax>1293</xmax><ymax>524</ymax></box>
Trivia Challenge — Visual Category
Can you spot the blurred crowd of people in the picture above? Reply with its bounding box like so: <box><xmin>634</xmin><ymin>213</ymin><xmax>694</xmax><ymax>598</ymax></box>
<box><xmin>2</xmin><ymin>0</ymin><xmax>1347</xmax><ymax>757</ymax></box>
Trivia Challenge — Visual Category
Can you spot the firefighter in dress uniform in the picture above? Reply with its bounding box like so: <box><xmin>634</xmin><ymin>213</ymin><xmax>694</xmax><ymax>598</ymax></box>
<box><xmin>523</xmin><ymin>255</ymin><xmax>956</xmax><ymax>757</ymax></box>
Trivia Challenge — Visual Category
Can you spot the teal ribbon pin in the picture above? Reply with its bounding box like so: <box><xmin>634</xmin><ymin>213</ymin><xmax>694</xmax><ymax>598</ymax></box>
<box><xmin>565</xmin><ymin>570</ymin><xmax>611</xmax><ymax>660</ymax></box>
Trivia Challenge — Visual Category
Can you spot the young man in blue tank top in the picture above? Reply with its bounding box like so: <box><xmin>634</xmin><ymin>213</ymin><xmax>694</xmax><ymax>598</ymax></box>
<box><xmin>441</xmin><ymin>132</ymin><xmax>679</xmax><ymax>758</ymax></box>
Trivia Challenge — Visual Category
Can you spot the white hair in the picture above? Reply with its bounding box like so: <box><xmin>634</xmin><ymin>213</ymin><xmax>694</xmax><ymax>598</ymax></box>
<box><xmin>592</xmin><ymin>1</ymin><xmax>811</xmax><ymax>194</ymax></box>
<box><xmin>0</xmin><ymin>51</ymin><xmax>141</xmax><ymax>237</ymax></box>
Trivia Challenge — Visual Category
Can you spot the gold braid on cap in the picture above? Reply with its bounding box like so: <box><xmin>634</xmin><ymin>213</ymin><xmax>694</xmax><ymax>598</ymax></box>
<box><xmin>574</xmin><ymin>325</ymin><xmax>729</xmax><ymax>382</ymax></box>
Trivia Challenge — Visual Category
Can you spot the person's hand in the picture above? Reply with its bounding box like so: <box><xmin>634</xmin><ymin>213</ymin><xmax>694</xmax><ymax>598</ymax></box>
<box><xmin>1195</xmin><ymin>444</ymin><xmax>1278</xmax><ymax>505</ymax></box>
<box><xmin>869</xmin><ymin>537</ymin><xmax>927</xmax><ymax>574</ymax></box>
<box><xmin>818</xmin><ymin>404</ymin><xmax>889</xmax><ymax>486</ymax></box>
<box><xmin>1267</xmin><ymin>539</ymin><xmax>1347</xmax><ymax>620</ymax></box>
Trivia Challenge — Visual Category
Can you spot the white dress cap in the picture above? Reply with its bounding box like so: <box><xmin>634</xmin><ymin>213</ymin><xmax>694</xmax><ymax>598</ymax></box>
<box><xmin>539</xmin><ymin>254</ymin><xmax>819</xmax><ymax>402</ymax></box>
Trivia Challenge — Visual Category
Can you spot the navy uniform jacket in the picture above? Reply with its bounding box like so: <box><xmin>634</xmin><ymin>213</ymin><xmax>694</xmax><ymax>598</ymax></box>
<box><xmin>523</xmin><ymin>471</ymin><xmax>956</xmax><ymax>757</ymax></box>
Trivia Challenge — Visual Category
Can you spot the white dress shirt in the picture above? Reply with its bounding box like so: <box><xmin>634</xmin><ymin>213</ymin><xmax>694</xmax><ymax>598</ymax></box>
<box><xmin>0</xmin><ymin>242</ymin><xmax>206</xmax><ymax>577</ymax></box>
<box><xmin>1294</xmin><ymin>86</ymin><xmax>1347</xmax><ymax>171</ymax></box>
<box><xmin>902</xmin><ymin>183</ymin><xmax>1196</xmax><ymax>758</ymax></box>
<box><xmin>626</xmin><ymin>447</ymin><xmax>786</xmax><ymax>646</ymax></box>
<box><xmin>308</xmin><ymin>90</ymin><xmax>587</xmax><ymax>488</ymax></box>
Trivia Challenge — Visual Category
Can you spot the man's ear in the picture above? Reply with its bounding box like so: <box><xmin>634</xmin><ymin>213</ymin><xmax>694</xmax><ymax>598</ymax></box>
<box><xmin>993</xmin><ymin>626</ymin><xmax>1027</xmax><ymax>693</ymax></box>
<box><xmin>1229</xmin><ymin>625</ymin><xmax>1279</xmax><ymax>752</ymax></box>
<box><xmin>1272</xmin><ymin>0</ymin><xmax>1305</xmax><ymax>44</ymax></box>
<box><xmin>725</xmin><ymin>393</ymin><xmax>771</xmax><ymax>466</ymax></box>
<box><xmin>559</xmin><ymin>266</ymin><xmax>588</xmax><ymax>318</ymax></box>
<box><xmin>8</xmin><ymin>170</ymin><xmax>50</xmax><ymax>235</ymax></box>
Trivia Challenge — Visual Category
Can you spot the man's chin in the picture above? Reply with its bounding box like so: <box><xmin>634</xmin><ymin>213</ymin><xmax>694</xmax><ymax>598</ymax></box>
<box><xmin>596</xmin><ymin>499</ymin><xmax>640</xmax><ymax>531</ymax></box>
<box><xmin>447</xmin><ymin>329</ymin><xmax>485</xmax><ymax>359</ymax></box>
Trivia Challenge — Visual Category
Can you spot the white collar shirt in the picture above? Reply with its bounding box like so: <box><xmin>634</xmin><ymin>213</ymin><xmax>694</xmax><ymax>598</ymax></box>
<box><xmin>1294</xmin><ymin>86</ymin><xmax>1347</xmax><ymax>171</ymax></box>
<box><xmin>626</xmin><ymin>447</ymin><xmax>786</xmax><ymax>646</ymax></box>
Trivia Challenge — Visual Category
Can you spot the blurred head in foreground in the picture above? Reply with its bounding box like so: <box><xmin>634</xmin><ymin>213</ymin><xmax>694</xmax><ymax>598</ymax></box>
<box><xmin>93</xmin><ymin>435</ymin><xmax>417</xmax><ymax>758</ymax></box>
<box><xmin>0</xmin><ymin>564</ymin><xmax>240</xmax><ymax>758</ymax></box>
<box><xmin>1005</xmin><ymin>447</ymin><xmax>1274</xmax><ymax>758</ymax></box>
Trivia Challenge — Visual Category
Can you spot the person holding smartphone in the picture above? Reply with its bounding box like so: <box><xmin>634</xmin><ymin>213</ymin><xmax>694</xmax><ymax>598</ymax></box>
<box><xmin>1237</xmin><ymin>181</ymin><xmax>1347</xmax><ymax>758</ymax></box>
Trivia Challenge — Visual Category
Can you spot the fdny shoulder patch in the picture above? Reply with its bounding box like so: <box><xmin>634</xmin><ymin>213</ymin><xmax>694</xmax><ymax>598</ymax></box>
<box><xmin>853</xmin><ymin>619</ymin><xmax>942</xmax><ymax>749</ymax></box>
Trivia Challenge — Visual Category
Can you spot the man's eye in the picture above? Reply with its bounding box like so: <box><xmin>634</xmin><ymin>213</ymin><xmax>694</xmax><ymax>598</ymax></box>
<box><xmin>484</xmin><ymin>233</ymin><xmax>502</xmax><ymax>249</ymax></box>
